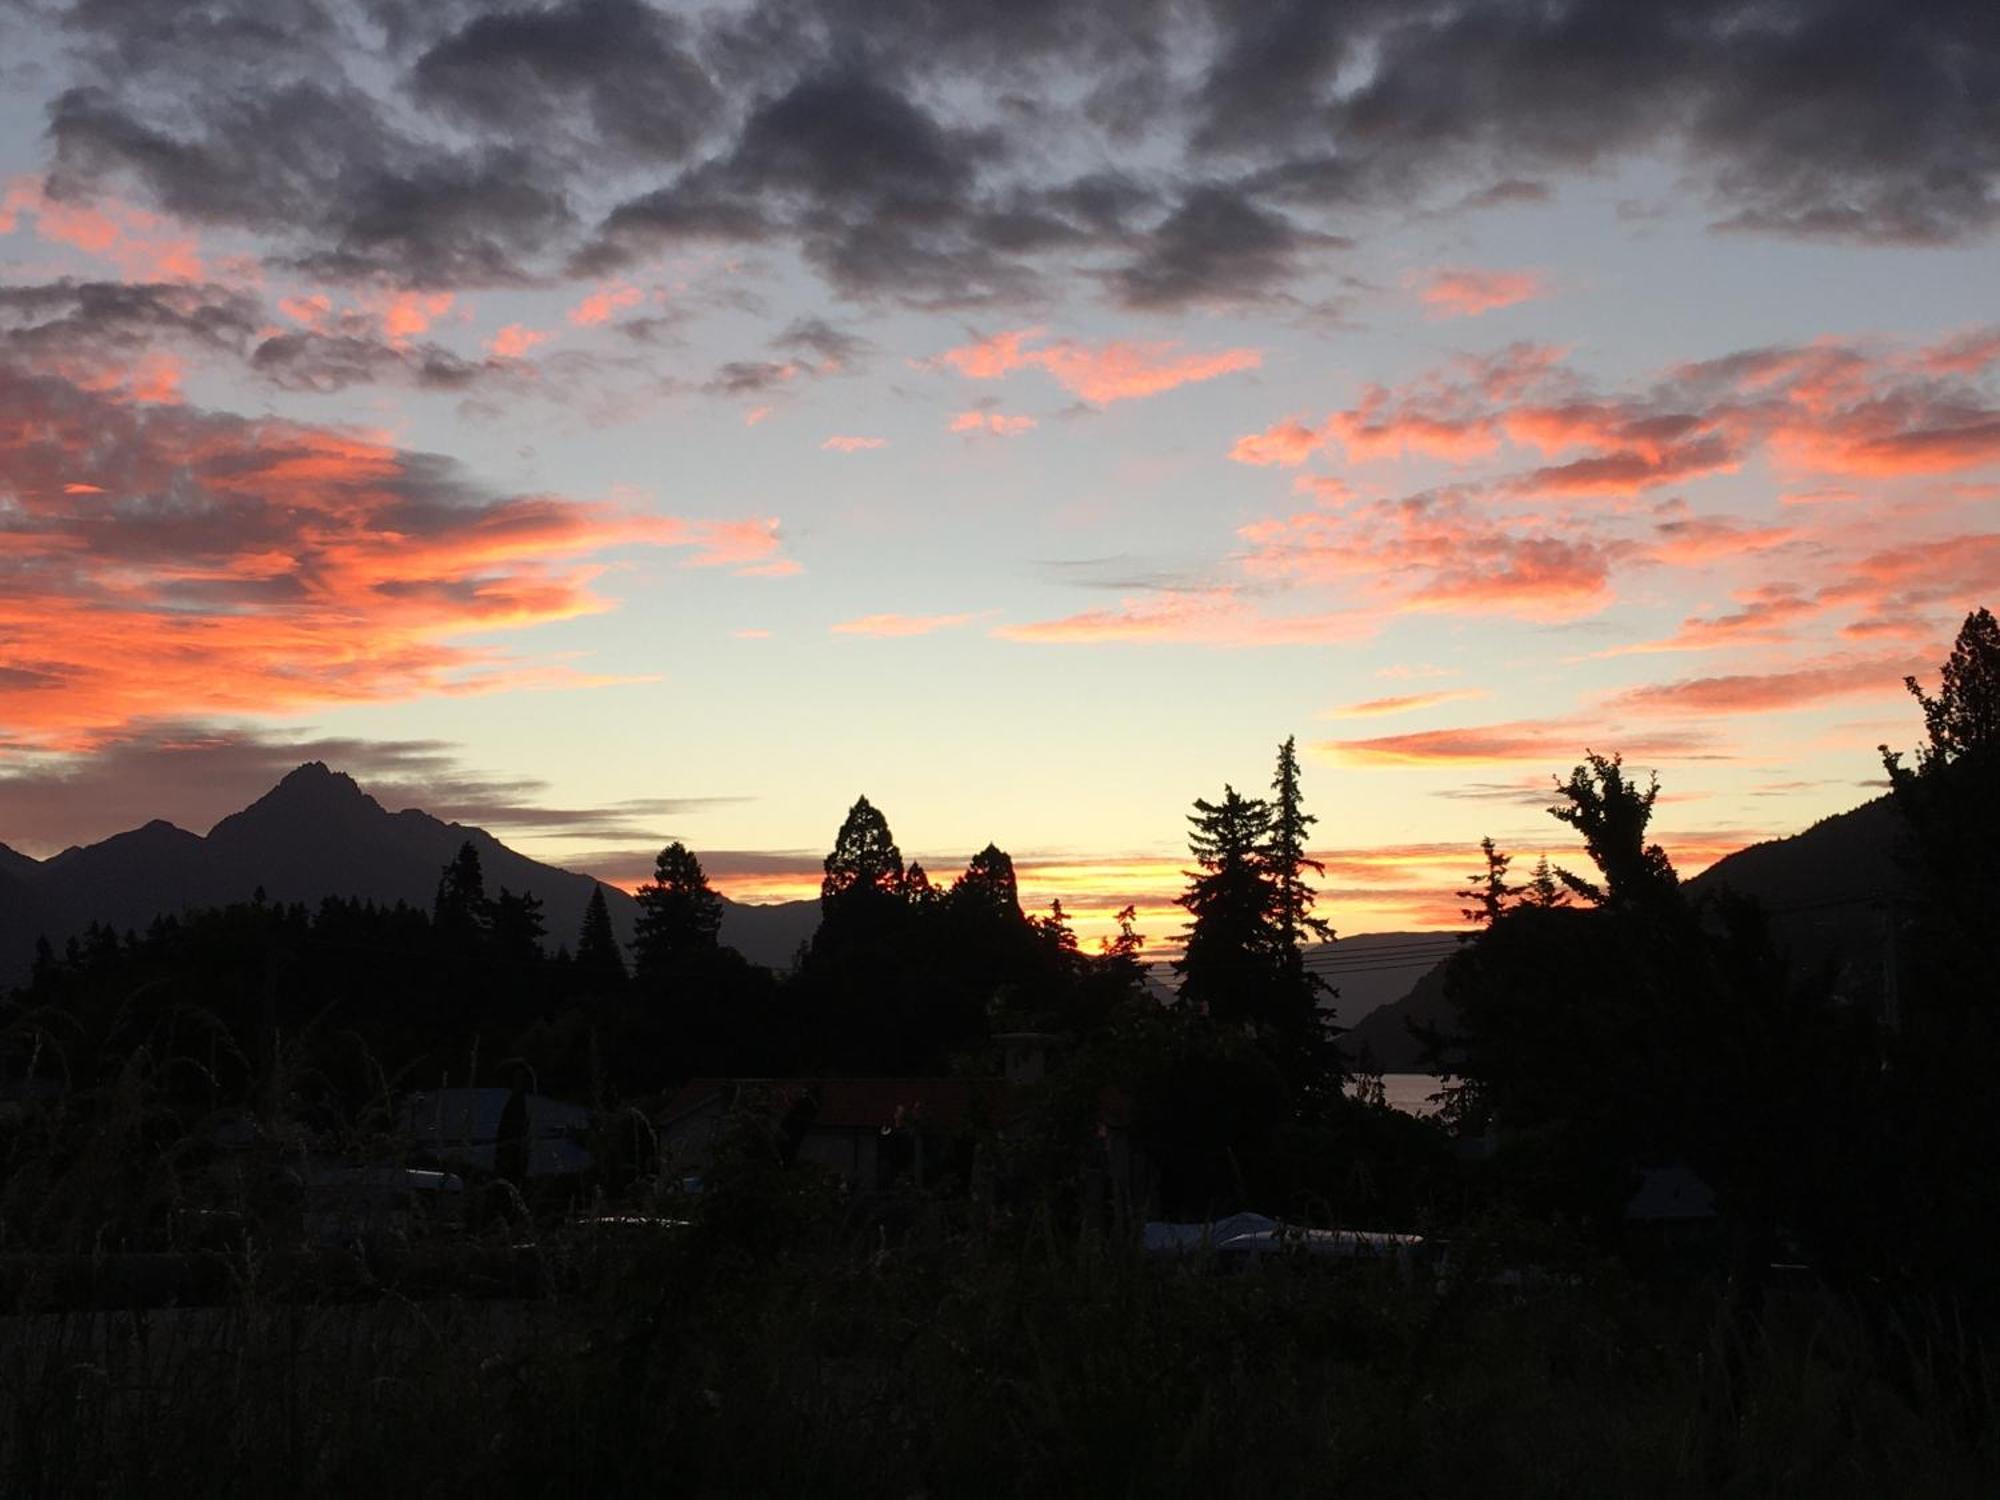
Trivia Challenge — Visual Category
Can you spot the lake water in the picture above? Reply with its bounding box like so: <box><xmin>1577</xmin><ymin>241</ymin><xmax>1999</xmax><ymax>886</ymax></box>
<box><xmin>1364</xmin><ymin>1073</ymin><xmax>1447</xmax><ymax>1117</ymax></box>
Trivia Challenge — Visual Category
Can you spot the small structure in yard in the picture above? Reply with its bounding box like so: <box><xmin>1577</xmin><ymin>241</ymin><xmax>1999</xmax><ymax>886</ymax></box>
<box><xmin>1623</xmin><ymin>1163</ymin><xmax>1721</xmax><ymax>1258</ymax></box>
<box><xmin>402</xmin><ymin>1087</ymin><xmax>593</xmax><ymax>1178</ymax></box>
<box><xmin>660</xmin><ymin>1078</ymin><xmax>1009</xmax><ymax>1192</ymax></box>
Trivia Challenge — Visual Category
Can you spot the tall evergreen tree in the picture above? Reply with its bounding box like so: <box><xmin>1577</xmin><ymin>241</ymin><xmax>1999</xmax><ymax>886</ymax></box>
<box><xmin>574</xmin><ymin>884</ymin><xmax>627</xmax><ymax>988</ymax></box>
<box><xmin>632</xmin><ymin>842</ymin><xmax>723</xmax><ymax>981</ymax></box>
<box><xmin>1174</xmin><ymin>785</ymin><xmax>1277</xmax><ymax>1026</ymax></box>
<box><xmin>433</xmin><ymin>841</ymin><xmax>490</xmax><ymax>936</ymax></box>
<box><xmin>1266</xmin><ymin>736</ymin><xmax>1335</xmax><ymax>951</ymax></box>
<box><xmin>1460</xmin><ymin>837</ymin><xmax>1521</xmax><ymax>926</ymax></box>
<box><xmin>820</xmin><ymin>796</ymin><xmax>905</xmax><ymax>910</ymax></box>
<box><xmin>949</xmin><ymin>843</ymin><xmax>1023</xmax><ymax>924</ymax></box>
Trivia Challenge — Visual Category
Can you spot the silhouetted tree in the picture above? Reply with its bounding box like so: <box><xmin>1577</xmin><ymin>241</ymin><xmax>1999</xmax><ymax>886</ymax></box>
<box><xmin>1549</xmin><ymin>752</ymin><xmax>1678</xmax><ymax>910</ymax></box>
<box><xmin>902</xmin><ymin>861</ymin><xmax>939</xmax><ymax>907</ymax></box>
<box><xmin>949</xmin><ymin>843</ymin><xmax>1022</xmax><ymax>924</ymax></box>
<box><xmin>632</xmin><ymin>842</ymin><xmax>723</xmax><ymax>981</ymax></box>
<box><xmin>574</xmin><ymin>885</ymin><xmax>626</xmax><ymax>989</ymax></box>
<box><xmin>433</xmin><ymin>841</ymin><xmax>490</xmax><ymax>936</ymax></box>
<box><xmin>821</xmin><ymin>796</ymin><xmax>904</xmax><ymax>910</ymax></box>
<box><xmin>1899</xmin><ymin>606</ymin><xmax>2000</xmax><ymax>770</ymax></box>
<box><xmin>1266</xmin><ymin>736</ymin><xmax>1335</xmax><ymax>952</ymax></box>
<box><xmin>1175</xmin><ymin>785</ymin><xmax>1276</xmax><ymax>1027</ymax></box>
<box><xmin>1523</xmin><ymin>854</ymin><xmax>1567</xmax><ymax>908</ymax></box>
<box><xmin>1460</xmin><ymin>837</ymin><xmax>1521</xmax><ymax>926</ymax></box>
<box><xmin>490</xmin><ymin>888</ymin><xmax>547</xmax><ymax>968</ymax></box>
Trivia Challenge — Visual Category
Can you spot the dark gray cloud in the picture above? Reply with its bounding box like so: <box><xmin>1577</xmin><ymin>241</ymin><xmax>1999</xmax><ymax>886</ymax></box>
<box><xmin>0</xmin><ymin>279</ymin><xmax>532</xmax><ymax>398</ymax></box>
<box><xmin>0</xmin><ymin>279</ymin><xmax>260</xmax><ymax>363</ymax></box>
<box><xmin>48</xmin><ymin>80</ymin><xmax>573</xmax><ymax>287</ymax></box>
<box><xmin>412</xmin><ymin>0</ymin><xmax>716</xmax><ymax>162</ymax></box>
<box><xmin>1109</xmin><ymin>186</ymin><xmax>1335</xmax><ymax>309</ymax></box>
<box><xmin>17</xmin><ymin>0</ymin><xmax>2000</xmax><ymax>305</ymax></box>
<box><xmin>249</xmin><ymin>330</ymin><xmax>506</xmax><ymax>394</ymax></box>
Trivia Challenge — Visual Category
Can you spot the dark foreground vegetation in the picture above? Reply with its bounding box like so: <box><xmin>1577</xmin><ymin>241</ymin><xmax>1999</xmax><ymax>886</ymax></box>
<box><xmin>2</xmin><ymin>609</ymin><xmax>1999</xmax><ymax>1495</ymax></box>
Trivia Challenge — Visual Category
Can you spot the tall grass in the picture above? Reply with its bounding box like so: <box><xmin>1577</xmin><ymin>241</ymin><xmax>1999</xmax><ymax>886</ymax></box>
<box><xmin>3</xmin><ymin>1203</ymin><xmax>1994</xmax><ymax>1499</ymax></box>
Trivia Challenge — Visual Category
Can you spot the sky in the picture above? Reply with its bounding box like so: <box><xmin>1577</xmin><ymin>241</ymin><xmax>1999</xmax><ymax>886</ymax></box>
<box><xmin>1</xmin><ymin>0</ymin><xmax>1997</xmax><ymax>952</ymax></box>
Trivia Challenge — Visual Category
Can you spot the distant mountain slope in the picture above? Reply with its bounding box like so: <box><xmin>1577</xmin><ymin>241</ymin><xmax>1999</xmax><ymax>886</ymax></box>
<box><xmin>0</xmin><ymin>763</ymin><xmax>818</xmax><ymax>984</ymax></box>
<box><xmin>1306</xmin><ymin>931</ymin><xmax>1461</xmax><ymax>1030</ymax></box>
<box><xmin>1341</xmin><ymin>793</ymin><xmax>1911</xmax><ymax>1072</ymax></box>
<box><xmin>0</xmin><ymin>842</ymin><xmax>39</xmax><ymax>881</ymax></box>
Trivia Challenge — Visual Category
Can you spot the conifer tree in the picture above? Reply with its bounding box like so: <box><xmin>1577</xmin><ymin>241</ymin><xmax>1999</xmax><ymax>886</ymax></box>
<box><xmin>632</xmin><ymin>842</ymin><xmax>722</xmax><ymax>981</ymax></box>
<box><xmin>433</xmin><ymin>841</ymin><xmax>490</xmax><ymax>936</ymax></box>
<box><xmin>1266</xmin><ymin>736</ymin><xmax>1335</xmax><ymax>951</ymax></box>
<box><xmin>1174</xmin><ymin>785</ymin><xmax>1277</xmax><ymax>1025</ymax></box>
<box><xmin>1460</xmin><ymin>837</ymin><xmax>1521</xmax><ymax>925</ymax></box>
<box><xmin>574</xmin><ymin>884</ymin><xmax>626</xmax><ymax>987</ymax></box>
<box><xmin>820</xmin><ymin>795</ymin><xmax>905</xmax><ymax>909</ymax></box>
<box><xmin>949</xmin><ymin>843</ymin><xmax>1023</xmax><ymax>923</ymax></box>
<box><xmin>1524</xmin><ymin>854</ymin><xmax>1568</xmax><ymax>908</ymax></box>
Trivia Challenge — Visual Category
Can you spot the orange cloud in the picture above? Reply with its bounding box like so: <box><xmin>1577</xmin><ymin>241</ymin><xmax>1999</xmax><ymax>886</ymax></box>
<box><xmin>568</xmin><ymin>284</ymin><xmax>644</xmax><ymax>327</ymax></box>
<box><xmin>1417</xmin><ymin>268</ymin><xmax>1548</xmax><ymax>318</ymax></box>
<box><xmin>0</xmin><ymin>365</ymin><xmax>793</xmax><ymax>745</ymax></box>
<box><xmin>1325</xmin><ymin>689</ymin><xmax>1492</xmax><ymax>718</ymax></box>
<box><xmin>830</xmin><ymin>612</ymin><xmax>976</xmax><ymax>637</ymax></box>
<box><xmin>1318</xmin><ymin>719</ymin><xmax>1716</xmax><ymax>767</ymax></box>
<box><xmin>938</xmin><ymin>327</ymin><xmax>1260</xmax><ymax>405</ymax></box>
<box><xmin>1915</xmin><ymin>326</ymin><xmax>2000</xmax><ymax>377</ymax></box>
<box><xmin>1230</xmin><ymin>418</ymin><xmax>1335</xmax><ymax>468</ymax></box>
<box><xmin>949</xmin><ymin>410</ymin><xmax>1037</xmax><ymax>436</ymax></box>
<box><xmin>487</xmin><ymin>323</ymin><xmax>553</xmax><ymax>359</ymax></box>
<box><xmin>821</xmin><ymin>435</ymin><xmax>887</xmax><ymax>452</ymax></box>
<box><xmin>369</xmin><ymin>290</ymin><xmax>455</xmax><ymax>346</ymax></box>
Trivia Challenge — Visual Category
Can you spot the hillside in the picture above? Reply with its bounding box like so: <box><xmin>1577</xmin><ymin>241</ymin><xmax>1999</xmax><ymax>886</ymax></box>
<box><xmin>1340</xmin><ymin>792</ymin><xmax>1910</xmax><ymax>1073</ymax></box>
<box><xmin>0</xmin><ymin>763</ymin><xmax>819</xmax><ymax>984</ymax></box>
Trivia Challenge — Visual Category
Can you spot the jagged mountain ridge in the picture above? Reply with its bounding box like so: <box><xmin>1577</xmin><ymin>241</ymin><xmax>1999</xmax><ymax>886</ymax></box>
<box><xmin>0</xmin><ymin>763</ymin><xmax>820</xmax><ymax>984</ymax></box>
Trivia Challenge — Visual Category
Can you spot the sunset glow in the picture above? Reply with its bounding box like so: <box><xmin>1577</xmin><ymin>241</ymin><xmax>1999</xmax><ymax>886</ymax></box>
<box><xmin>2</xmin><ymin>0</ymin><xmax>1996</xmax><ymax>954</ymax></box>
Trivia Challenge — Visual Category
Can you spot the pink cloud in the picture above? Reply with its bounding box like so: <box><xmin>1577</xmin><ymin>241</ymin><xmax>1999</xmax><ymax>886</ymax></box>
<box><xmin>1325</xmin><ymin>689</ymin><xmax>1492</xmax><ymax>718</ymax></box>
<box><xmin>831</xmin><ymin>612</ymin><xmax>976</xmax><ymax>637</ymax></box>
<box><xmin>369</xmin><ymin>290</ymin><xmax>455</xmax><ymax>347</ymax></box>
<box><xmin>1417</xmin><ymin>268</ymin><xmax>1548</xmax><ymax>319</ymax></box>
<box><xmin>568</xmin><ymin>283</ymin><xmax>644</xmax><ymax>327</ymax></box>
<box><xmin>2</xmin><ymin>177</ymin><xmax>206</xmax><ymax>282</ymax></box>
<box><xmin>1610</xmin><ymin>652</ymin><xmax>1936</xmax><ymax>716</ymax></box>
<box><xmin>949</xmin><ymin>410</ymin><xmax>1037</xmax><ymax>436</ymax></box>
<box><xmin>994</xmin><ymin>588</ymin><xmax>1368</xmax><ymax>647</ymax></box>
<box><xmin>938</xmin><ymin>327</ymin><xmax>1261</xmax><ymax>405</ymax></box>
<box><xmin>822</xmin><ymin>435</ymin><xmax>887</xmax><ymax>452</ymax></box>
<box><xmin>1318</xmin><ymin>718</ymin><xmax>1717</xmax><ymax>767</ymax></box>
<box><xmin>487</xmin><ymin>324</ymin><xmax>553</xmax><ymax>360</ymax></box>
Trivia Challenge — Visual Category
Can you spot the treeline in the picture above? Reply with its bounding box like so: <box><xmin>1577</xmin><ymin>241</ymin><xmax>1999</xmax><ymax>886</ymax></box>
<box><xmin>4</xmin><ymin>610</ymin><xmax>1999</xmax><ymax>1310</ymax></box>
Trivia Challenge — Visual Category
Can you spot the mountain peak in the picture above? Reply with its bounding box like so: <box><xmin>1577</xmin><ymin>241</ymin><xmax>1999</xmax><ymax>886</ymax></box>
<box><xmin>207</xmin><ymin>761</ymin><xmax>384</xmax><ymax>844</ymax></box>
